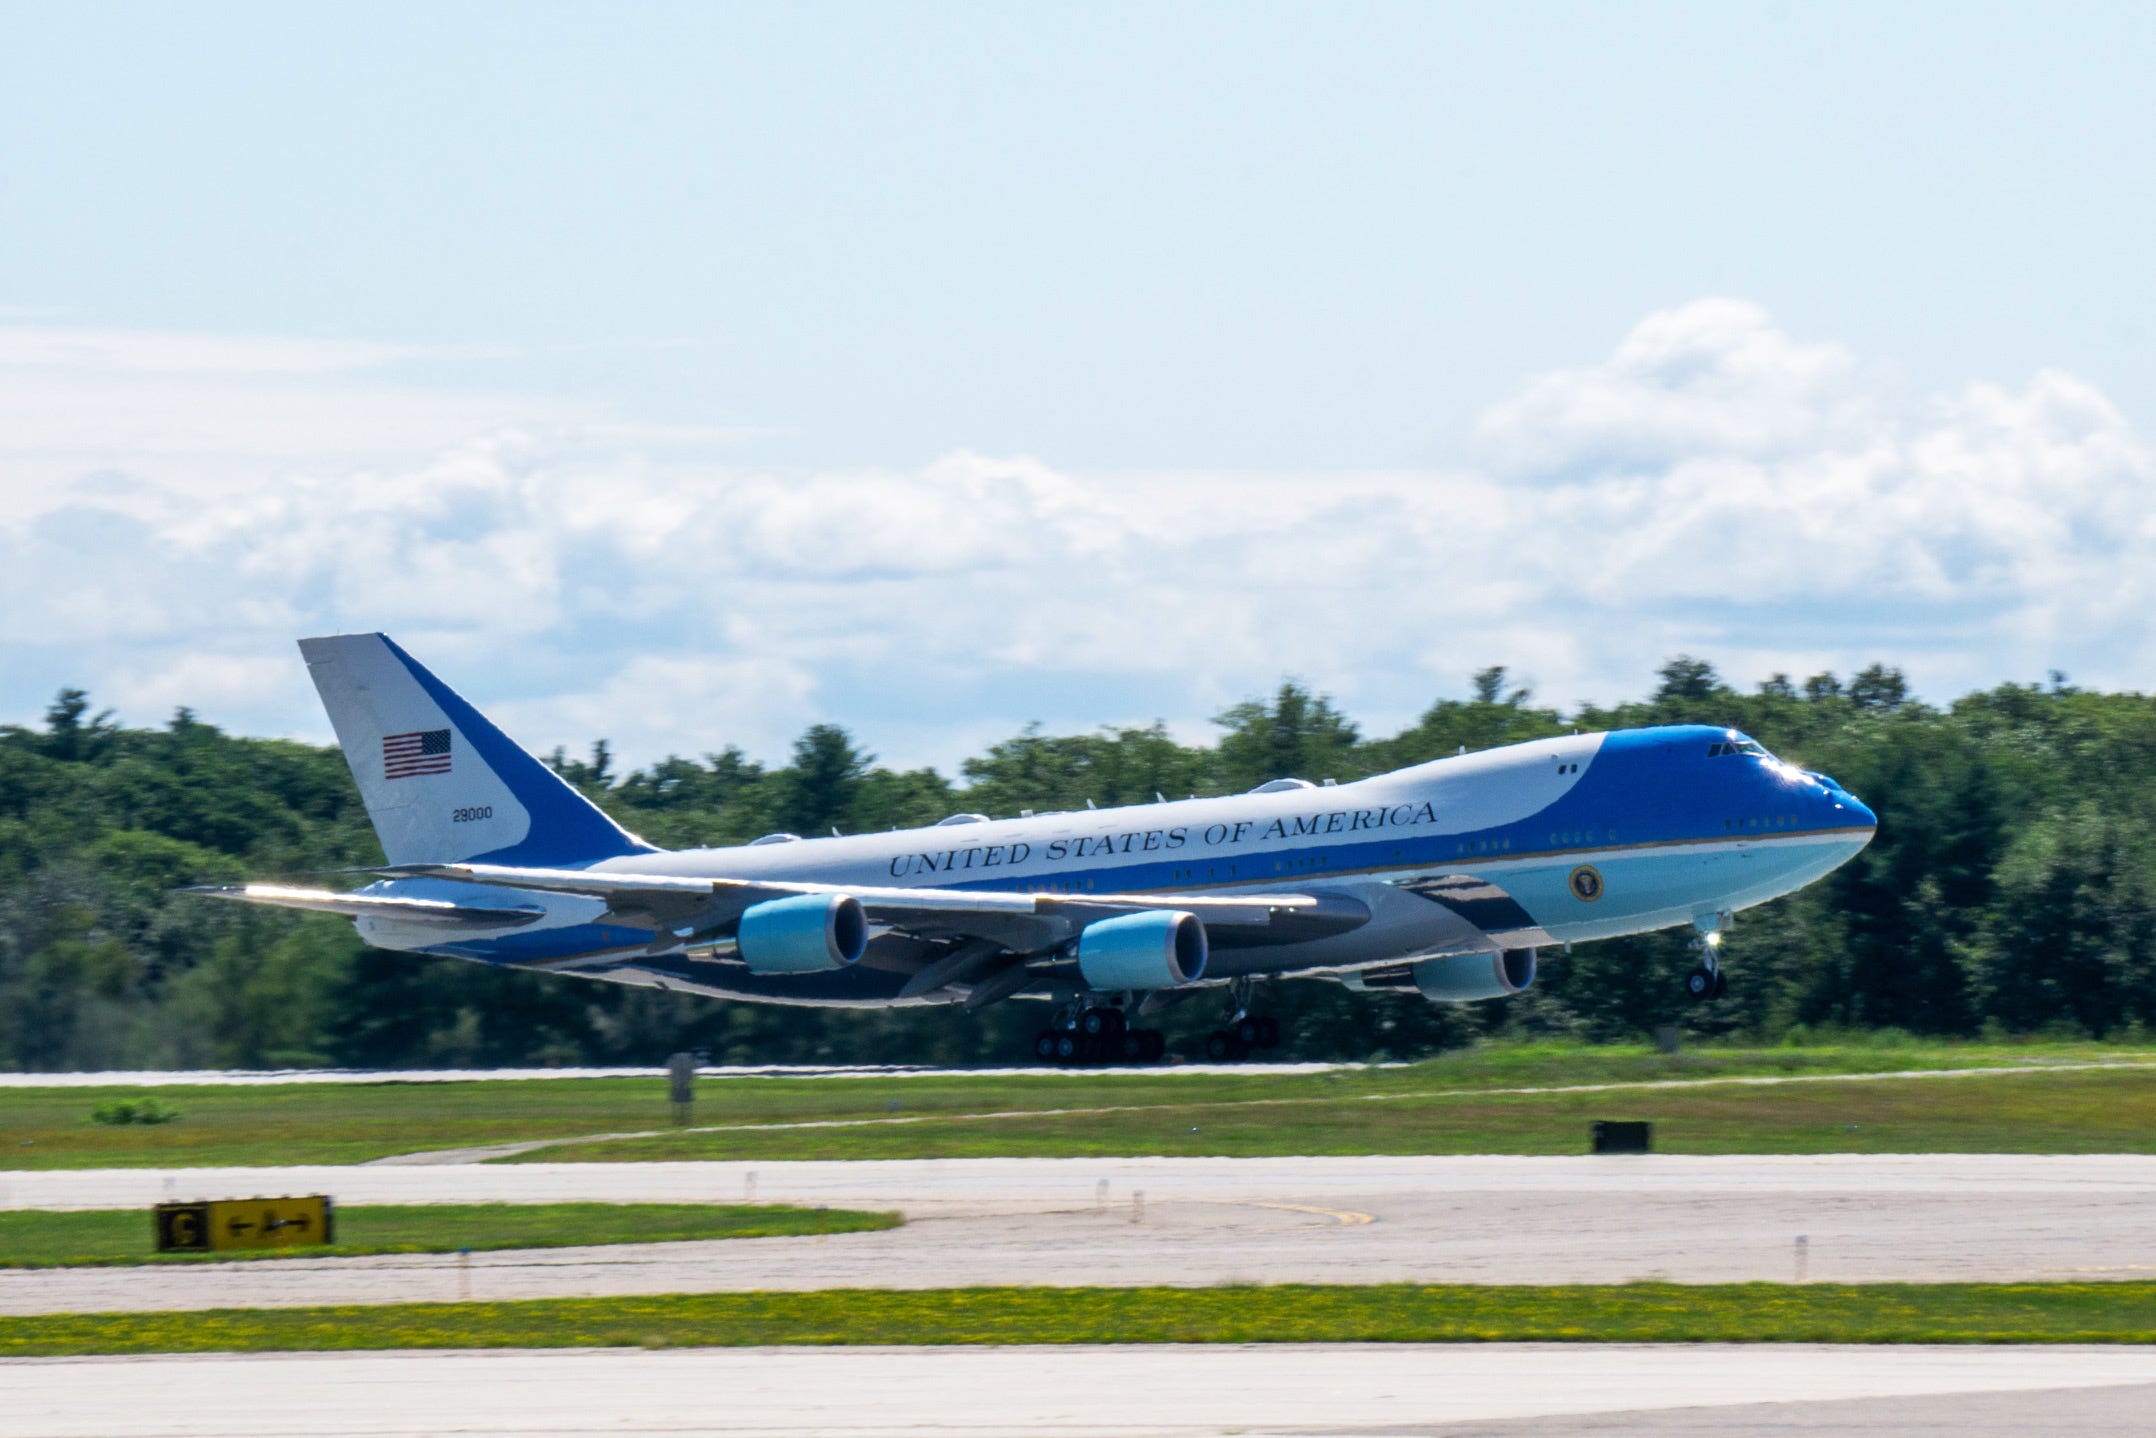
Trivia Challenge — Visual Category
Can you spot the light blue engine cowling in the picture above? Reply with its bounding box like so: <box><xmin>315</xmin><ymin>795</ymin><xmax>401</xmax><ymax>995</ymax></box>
<box><xmin>736</xmin><ymin>893</ymin><xmax>868</xmax><ymax>975</ymax></box>
<box><xmin>1411</xmin><ymin>948</ymin><xmax>1536</xmax><ymax>1003</ymax></box>
<box><xmin>1076</xmin><ymin>910</ymin><xmax>1207</xmax><ymax>991</ymax></box>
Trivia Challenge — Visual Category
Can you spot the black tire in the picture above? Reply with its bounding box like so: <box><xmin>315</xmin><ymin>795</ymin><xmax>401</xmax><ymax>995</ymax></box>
<box><xmin>1054</xmin><ymin>1032</ymin><xmax>1082</xmax><ymax>1064</ymax></box>
<box><xmin>1234</xmin><ymin>1017</ymin><xmax>1264</xmax><ymax>1048</ymax></box>
<box><xmin>1256</xmin><ymin>1015</ymin><xmax>1281</xmax><ymax>1049</ymax></box>
<box><xmin>1685</xmin><ymin>967</ymin><xmax>1714</xmax><ymax>1000</ymax></box>
<box><xmin>1140</xmin><ymin>1029</ymin><xmax>1167</xmax><ymax>1062</ymax></box>
<box><xmin>1205</xmin><ymin>1029</ymin><xmax>1246</xmax><ymax>1062</ymax></box>
<box><xmin>1080</xmin><ymin>1009</ymin><xmax>1109</xmax><ymax>1038</ymax></box>
<box><xmin>1120</xmin><ymin>1031</ymin><xmax>1147</xmax><ymax>1063</ymax></box>
<box><xmin>1711</xmin><ymin>970</ymin><xmax>1728</xmax><ymax>999</ymax></box>
<box><xmin>1033</xmin><ymin>1031</ymin><xmax>1058</xmax><ymax>1063</ymax></box>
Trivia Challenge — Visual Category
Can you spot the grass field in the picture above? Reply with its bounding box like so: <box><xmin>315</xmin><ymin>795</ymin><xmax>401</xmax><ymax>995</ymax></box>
<box><xmin>542</xmin><ymin>1062</ymin><xmax>2156</xmax><ymax>1161</ymax></box>
<box><xmin>4</xmin><ymin>1042</ymin><xmax>2154</xmax><ymax>1168</ymax></box>
<box><xmin>0</xmin><ymin>1203</ymin><xmax>900</xmax><ymax>1268</ymax></box>
<box><xmin>4</xmin><ymin>1282</ymin><xmax>2155</xmax><ymax>1355</ymax></box>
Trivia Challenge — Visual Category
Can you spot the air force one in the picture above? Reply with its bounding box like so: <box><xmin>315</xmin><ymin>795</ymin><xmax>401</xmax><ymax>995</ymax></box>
<box><xmin>193</xmin><ymin>634</ymin><xmax>1877</xmax><ymax>1063</ymax></box>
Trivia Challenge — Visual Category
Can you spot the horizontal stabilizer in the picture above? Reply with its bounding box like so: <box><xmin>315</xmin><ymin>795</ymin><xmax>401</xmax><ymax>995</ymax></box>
<box><xmin>184</xmin><ymin>884</ymin><xmax>547</xmax><ymax>930</ymax></box>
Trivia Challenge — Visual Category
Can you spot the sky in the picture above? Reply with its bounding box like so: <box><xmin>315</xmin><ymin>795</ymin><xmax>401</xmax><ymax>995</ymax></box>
<box><xmin>3</xmin><ymin>2</ymin><xmax>2154</xmax><ymax>774</ymax></box>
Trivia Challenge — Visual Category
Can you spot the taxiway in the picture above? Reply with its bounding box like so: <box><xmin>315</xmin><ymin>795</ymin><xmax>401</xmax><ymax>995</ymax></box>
<box><xmin>4</xmin><ymin>1155</ymin><xmax>2153</xmax><ymax>1314</ymax></box>
<box><xmin>4</xmin><ymin>1343</ymin><xmax>2154</xmax><ymax>1437</ymax></box>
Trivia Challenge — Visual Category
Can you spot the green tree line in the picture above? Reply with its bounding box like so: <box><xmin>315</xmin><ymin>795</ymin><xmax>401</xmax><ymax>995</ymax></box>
<box><xmin>4</xmin><ymin>660</ymin><xmax>2154</xmax><ymax>1071</ymax></box>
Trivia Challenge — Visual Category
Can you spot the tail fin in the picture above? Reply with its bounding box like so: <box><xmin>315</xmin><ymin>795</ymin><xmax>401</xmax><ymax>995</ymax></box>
<box><xmin>298</xmin><ymin>633</ymin><xmax>654</xmax><ymax>867</ymax></box>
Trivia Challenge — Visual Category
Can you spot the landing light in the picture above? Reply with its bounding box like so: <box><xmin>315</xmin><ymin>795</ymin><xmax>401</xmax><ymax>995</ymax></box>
<box><xmin>1703</xmin><ymin>931</ymin><xmax>1723</xmax><ymax>949</ymax></box>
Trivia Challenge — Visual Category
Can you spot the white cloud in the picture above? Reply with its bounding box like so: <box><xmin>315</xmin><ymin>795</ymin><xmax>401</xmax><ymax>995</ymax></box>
<box><xmin>493</xmin><ymin>654</ymin><xmax>822</xmax><ymax>776</ymax></box>
<box><xmin>3</xmin><ymin>303</ymin><xmax>2152</xmax><ymax>775</ymax></box>
<box><xmin>1474</xmin><ymin>298</ymin><xmax>1896</xmax><ymax>474</ymax></box>
<box><xmin>104</xmin><ymin>653</ymin><xmax>295</xmax><ymax>719</ymax></box>
<box><xmin>0</xmin><ymin>325</ymin><xmax>430</xmax><ymax>376</ymax></box>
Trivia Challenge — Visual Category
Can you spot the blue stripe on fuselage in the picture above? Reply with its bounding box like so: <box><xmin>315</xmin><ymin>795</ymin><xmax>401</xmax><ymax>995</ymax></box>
<box><xmin>923</xmin><ymin>725</ymin><xmax>1872</xmax><ymax>898</ymax></box>
<box><xmin>409</xmin><ymin>724</ymin><xmax>1874</xmax><ymax>966</ymax></box>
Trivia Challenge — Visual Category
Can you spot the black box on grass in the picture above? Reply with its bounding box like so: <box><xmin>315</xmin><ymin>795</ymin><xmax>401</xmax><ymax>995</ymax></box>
<box><xmin>1591</xmin><ymin>1121</ymin><xmax>1653</xmax><ymax>1154</ymax></box>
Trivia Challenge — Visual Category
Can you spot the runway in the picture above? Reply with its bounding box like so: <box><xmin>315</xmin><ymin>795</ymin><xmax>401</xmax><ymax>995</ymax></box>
<box><xmin>5</xmin><ymin>1155</ymin><xmax>2155</xmax><ymax>1314</ymax></box>
<box><xmin>4</xmin><ymin>1344</ymin><xmax>2155</xmax><ymax>1437</ymax></box>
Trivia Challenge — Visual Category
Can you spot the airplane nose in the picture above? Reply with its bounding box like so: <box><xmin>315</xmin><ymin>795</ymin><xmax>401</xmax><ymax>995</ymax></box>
<box><xmin>1819</xmin><ymin>781</ymin><xmax>1875</xmax><ymax>834</ymax></box>
<box><xmin>1798</xmin><ymin>767</ymin><xmax>1874</xmax><ymax>834</ymax></box>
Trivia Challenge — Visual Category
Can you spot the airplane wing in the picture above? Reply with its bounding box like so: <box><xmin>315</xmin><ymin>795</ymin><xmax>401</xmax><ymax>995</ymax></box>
<box><xmin>183</xmin><ymin>884</ymin><xmax>548</xmax><ymax>930</ymax></box>
<box><xmin>377</xmin><ymin>861</ymin><xmax>1372</xmax><ymax>952</ymax></box>
<box><xmin>189</xmin><ymin>865</ymin><xmax>1560</xmax><ymax>1008</ymax></box>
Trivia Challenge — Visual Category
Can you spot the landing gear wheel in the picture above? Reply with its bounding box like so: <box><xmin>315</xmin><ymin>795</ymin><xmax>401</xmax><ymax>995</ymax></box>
<box><xmin>1711</xmin><ymin>970</ymin><xmax>1728</xmax><ymax>999</ymax></box>
<box><xmin>1033</xmin><ymin>1030</ymin><xmax>1059</xmax><ymax>1063</ymax></box>
<box><xmin>1141</xmin><ymin>1029</ymin><xmax>1167</xmax><ymax>1062</ymax></box>
<box><xmin>1054</xmin><ymin>1032</ymin><xmax>1083</xmax><ymax>1064</ymax></box>
<box><xmin>1234</xmin><ymin>1016</ymin><xmax>1265</xmax><ymax>1049</ymax></box>
<box><xmin>1080</xmin><ymin>1008</ymin><xmax>1126</xmax><ymax>1041</ymax></box>
<box><xmin>1685</xmin><ymin>966</ymin><xmax>1717</xmax><ymax>1001</ymax></box>
<box><xmin>1119</xmin><ymin>1030</ymin><xmax>1148</xmax><ymax>1063</ymax></box>
<box><xmin>1205</xmin><ymin>1029</ymin><xmax>1249</xmax><ymax>1062</ymax></box>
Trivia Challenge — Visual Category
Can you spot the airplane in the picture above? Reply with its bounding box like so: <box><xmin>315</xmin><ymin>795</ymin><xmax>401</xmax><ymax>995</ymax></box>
<box><xmin>193</xmin><ymin>633</ymin><xmax>1878</xmax><ymax>1063</ymax></box>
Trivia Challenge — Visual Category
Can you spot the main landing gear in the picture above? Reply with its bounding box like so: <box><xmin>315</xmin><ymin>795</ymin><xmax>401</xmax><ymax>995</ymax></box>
<box><xmin>1031</xmin><ymin>979</ymin><xmax>1288</xmax><ymax>1066</ymax></box>
<box><xmin>1202</xmin><ymin>978</ymin><xmax>1284</xmax><ymax>1061</ymax></box>
<box><xmin>1685</xmin><ymin>921</ymin><xmax>1730</xmax><ymax>1002</ymax></box>
<box><xmin>1204</xmin><ymin>1014</ymin><xmax>1280</xmax><ymax>1062</ymax></box>
<box><xmin>1033</xmin><ymin>1005</ymin><xmax>1167</xmax><ymax>1067</ymax></box>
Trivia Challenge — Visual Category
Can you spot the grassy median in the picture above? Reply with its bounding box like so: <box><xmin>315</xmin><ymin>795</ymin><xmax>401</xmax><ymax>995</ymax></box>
<box><xmin>7</xmin><ymin>1041</ymin><xmax>2156</xmax><ymax>1168</ymax></box>
<box><xmin>0</xmin><ymin>1203</ymin><xmax>899</xmax><ymax>1268</ymax></box>
<box><xmin>533</xmin><ymin>1063</ymin><xmax>2156</xmax><ymax>1162</ymax></box>
<box><xmin>4</xmin><ymin>1283</ymin><xmax>2155</xmax><ymax>1355</ymax></box>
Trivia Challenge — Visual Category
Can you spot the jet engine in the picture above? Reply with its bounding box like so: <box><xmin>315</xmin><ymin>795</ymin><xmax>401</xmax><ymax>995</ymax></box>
<box><xmin>736</xmin><ymin>893</ymin><xmax>868</xmax><ymax>975</ymax></box>
<box><xmin>1409</xmin><ymin>947</ymin><xmax>1537</xmax><ymax>1003</ymax></box>
<box><xmin>1076</xmin><ymin>910</ymin><xmax>1208</xmax><ymax>991</ymax></box>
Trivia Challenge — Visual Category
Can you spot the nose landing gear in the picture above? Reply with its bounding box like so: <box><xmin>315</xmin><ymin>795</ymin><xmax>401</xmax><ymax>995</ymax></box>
<box><xmin>1685</xmin><ymin>920</ymin><xmax>1730</xmax><ymax>1001</ymax></box>
<box><xmin>1683</xmin><ymin>962</ymin><xmax>1725</xmax><ymax>1000</ymax></box>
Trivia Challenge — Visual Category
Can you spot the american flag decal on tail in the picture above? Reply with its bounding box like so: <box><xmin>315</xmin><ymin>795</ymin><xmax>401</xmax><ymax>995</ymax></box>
<box><xmin>383</xmin><ymin>728</ymin><xmax>452</xmax><ymax>779</ymax></box>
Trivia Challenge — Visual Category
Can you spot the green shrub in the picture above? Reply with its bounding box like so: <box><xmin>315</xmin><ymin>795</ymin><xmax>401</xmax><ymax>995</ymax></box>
<box><xmin>88</xmin><ymin>1098</ymin><xmax>181</xmax><ymax>1126</ymax></box>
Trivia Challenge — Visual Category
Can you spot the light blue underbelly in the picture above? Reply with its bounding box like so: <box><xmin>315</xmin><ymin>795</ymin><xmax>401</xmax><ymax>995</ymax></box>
<box><xmin>1507</xmin><ymin>836</ymin><xmax>1862</xmax><ymax>944</ymax></box>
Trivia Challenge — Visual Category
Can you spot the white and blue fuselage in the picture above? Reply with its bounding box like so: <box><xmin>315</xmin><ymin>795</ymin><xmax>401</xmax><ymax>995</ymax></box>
<box><xmin>367</xmin><ymin>726</ymin><xmax>1876</xmax><ymax>1006</ymax></box>
<box><xmin>200</xmin><ymin>636</ymin><xmax>1876</xmax><ymax>1033</ymax></box>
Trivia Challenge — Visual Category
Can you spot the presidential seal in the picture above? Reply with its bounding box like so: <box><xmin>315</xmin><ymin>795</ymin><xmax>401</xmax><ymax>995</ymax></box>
<box><xmin>1569</xmin><ymin>864</ymin><xmax>1605</xmax><ymax>902</ymax></box>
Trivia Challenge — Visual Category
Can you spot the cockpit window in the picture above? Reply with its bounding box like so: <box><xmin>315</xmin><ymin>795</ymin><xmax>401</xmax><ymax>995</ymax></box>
<box><xmin>1707</xmin><ymin>738</ymin><xmax>1770</xmax><ymax>758</ymax></box>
